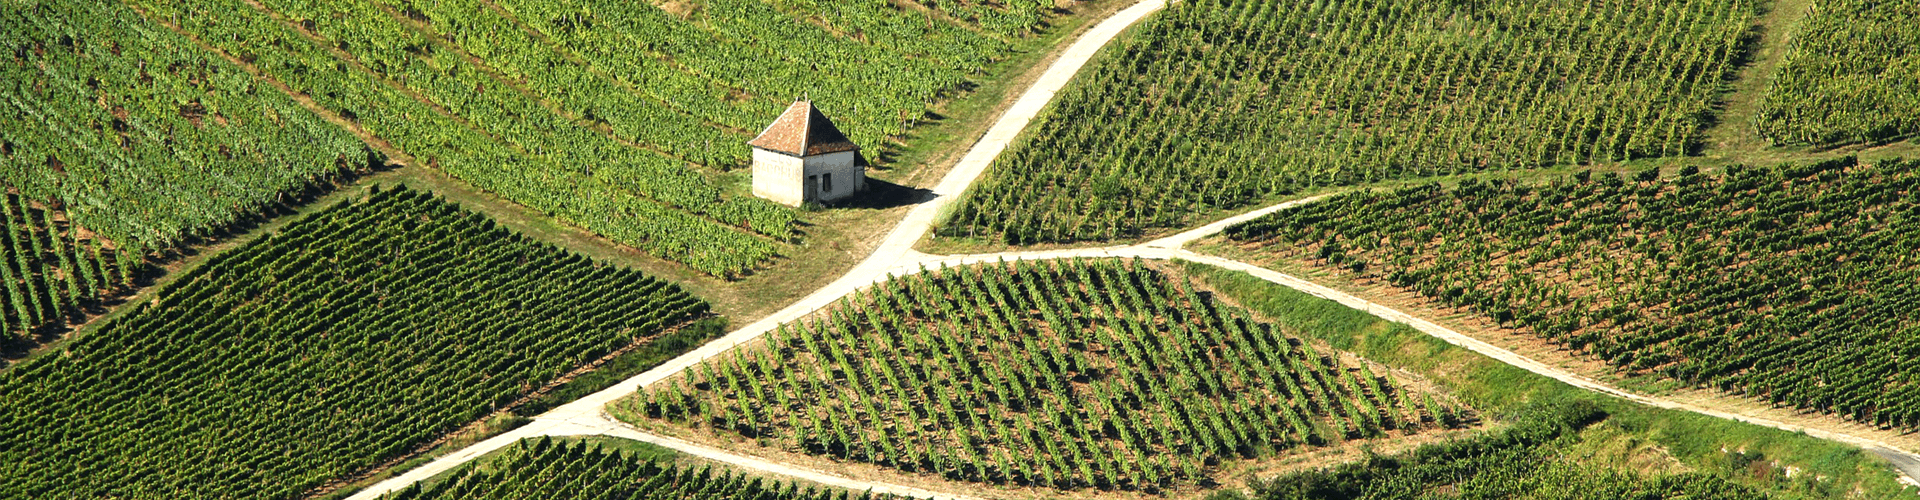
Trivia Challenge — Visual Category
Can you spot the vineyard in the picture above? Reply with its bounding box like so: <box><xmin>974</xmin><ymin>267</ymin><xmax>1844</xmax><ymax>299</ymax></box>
<box><xmin>0</xmin><ymin>186</ymin><xmax>709</xmax><ymax>499</ymax></box>
<box><xmin>0</xmin><ymin>0</ymin><xmax>371</xmax><ymax>337</ymax></box>
<box><xmin>384</xmin><ymin>438</ymin><xmax>900</xmax><ymax>500</ymax></box>
<box><xmin>1224</xmin><ymin>156</ymin><xmax>1920</xmax><ymax>432</ymax></box>
<box><xmin>942</xmin><ymin>0</ymin><xmax>1758</xmax><ymax>245</ymax></box>
<box><xmin>1251</xmin><ymin>401</ymin><xmax>1776</xmax><ymax>500</ymax></box>
<box><xmin>1755</xmin><ymin>0</ymin><xmax>1920</xmax><ymax>147</ymax></box>
<box><xmin>116</xmin><ymin>0</ymin><xmax>1072</xmax><ymax>276</ymax></box>
<box><xmin>620</xmin><ymin>259</ymin><xmax>1468</xmax><ymax>491</ymax></box>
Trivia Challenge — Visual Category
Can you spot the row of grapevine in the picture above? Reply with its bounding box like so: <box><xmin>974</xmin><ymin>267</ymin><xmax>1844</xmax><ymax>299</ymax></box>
<box><xmin>621</xmin><ymin>259</ymin><xmax>1467</xmax><ymax>492</ymax></box>
<box><xmin>1252</xmin><ymin>401</ymin><xmax>1777</xmax><ymax>500</ymax></box>
<box><xmin>0</xmin><ymin>193</ymin><xmax>132</xmax><ymax>340</ymax></box>
<box><xmin>916</xmin><ymin>0</ymin><xmax>1052</xmax><ymax>38</ymax></box>
<box><xmin>943</xmin><ymin>0</ymin><xmax>1758</xmax><ymax>245</ymax></box>
<box><xmin>217</xmin><ymin>0</ymin><xmax>797</xmax><ymax>238</ymax></box>
<box><xmin>1225</xmin><ymin>156</ymin><xmax>1920</xmax><ymax>432</ymax></box>
<box><xmin>485</xmin><ymin>0</ymin><xmax>1050</xmax><ymax>161</ymax></box>
<box><xmin>1755</xmin><ymin>0</ymin><xmax>1920</xmax><ymax>147</ymax></box>
<box><xmin>0</xmin><ymin>186</ymin><xmax>710</xmax><ymax>499</ymax></box>
<box><xmin>383</xmin><ymin>438</ymin><xmax>903</xmax><ymax>500</ymax></box>
<box><xmin>123</xmin><ymin>0</ymin><xmax>1079</xmax><ymax>276</ymax></box>
<box><xmin>0</xmin><ymin>0</ymin><xmax>371</xmax><ymax>336</ymax></box>
<box><xmin>124</xmin><ymin>0</ymin><xmax>776</xmax><ymax>276</ymax></box>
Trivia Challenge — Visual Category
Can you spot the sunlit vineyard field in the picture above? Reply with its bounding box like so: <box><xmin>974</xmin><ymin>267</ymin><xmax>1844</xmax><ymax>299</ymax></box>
<box><xmin>1756</xmin><ymin>0</ymin><xmax>1920</xmax><ymax>147</ymax></box>
<box><xmin>1224</xmin><ymin>156</ymin><xmax>1920</xmax><ymax>431</ymax></box>
<box><xmin>944</xmin><ymin>0</ymin><xmax>1758</xmax><ymax>245</ymax></box>
<box><xmin>117</xmin><ymin>0</ymin><xmax>1072</xmax><ymax>275</ymax></box>
<box><xmin>620</xmin><ymin>259</ymin><xmax>1468</xmax><ymax>492</ymax></box>
<box><xmin>0</xmin><ymin>0</ymin><xmax>371</xmax><ymax>338</ymax></box>
<box><xmin>385</xmin><ymin>439</ymin><xmax>899</xmax><ymax>500</ymax></box>
<box><xmin>0</xmin><ymin>186</ymin><xmax>709</xmax><ymax>499</ymax></box>
<box><xmin>1250</xmin><ymin>401</ymin><xmax>1777</xmax><ymax>500</ymax></box>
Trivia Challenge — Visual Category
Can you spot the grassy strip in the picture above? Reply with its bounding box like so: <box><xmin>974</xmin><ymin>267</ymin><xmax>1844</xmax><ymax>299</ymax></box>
<box><xmin>1183</xmin><ymin>261</ymin><xmax>1909</xmax><ymax>499</ymax></box>
<box><xmin>514</xmin><ymin>318</ymin><xmax>729</xmax><ymax>417</ymax></box>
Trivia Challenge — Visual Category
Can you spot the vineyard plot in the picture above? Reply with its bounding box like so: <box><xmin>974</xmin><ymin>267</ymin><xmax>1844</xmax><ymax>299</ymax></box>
<box><xmin>1251</xmin><ymin>401</ymin><xmax>1779</xmax><ymax>500</ymax></box>
<box><xmin>622</xmin><ymin>259</ymin><xmax>1467</xmax><ymax>491</ymax></box>
<box><xmin>1756</xmin><ymin>0</ymin><xmax>1920</xmax><ymax>147</ymax></box>
<box><xmin>1224</xmin><ymin>156</ymin><xmax>1920</xmax><ymax>432</ymax></box>
<box><xmin>944</xmin><ymin>0</ymin><xmax>1758</xmax><ymax>245</ymax></box>
<box><xmin>0</xmin><ymin>0</ymin><xmax>371</xmax><ymax>336</ymax></box>
<box><xmin>383</xmin><ymin>438</ymin><xmax>903</xmax><ymax>500</ymax></box>
<box><xmin>0</xmin><ymin>186</ymin><xmax>709</xmax><ymax>499</ymax></box>
<box><xmin>121</xmin><ymin>0</ymin><xmax>1076</xmax><ymax>275</ymax></box>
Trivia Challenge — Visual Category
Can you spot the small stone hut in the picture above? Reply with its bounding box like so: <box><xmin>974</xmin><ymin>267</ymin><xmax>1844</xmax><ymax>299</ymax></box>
<box><xmin>749</xmin><ymin>100</ymin><xmax>865</xmax><ymax>206</ymax></box>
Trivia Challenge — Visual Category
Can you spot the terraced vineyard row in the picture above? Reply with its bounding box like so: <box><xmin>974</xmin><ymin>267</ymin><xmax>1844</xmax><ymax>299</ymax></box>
<box><xmin>1225</xmin><ymin>157</ymin><xmax>1920</xmax><ymax>431</ymax></box>
<box><xmin>1252</xmin><ymin>401</ymin><xmax>1776</xmax><ymax>500</ymax></box>
<box><xmin>0</xmin><ymin>186</ymin><xmax>709</xmax><ymax>499</ymax></box>
<box><xmin>0</xmin><ymin>0</ymin><xmax>371</xmax><ymax>337</ymax></box>
<box><xmin>126</xmin><ymin>0</ymin><xmax>778</xmax><ymax>275</ymax></box>
<box><xmin>384</xmin><ymin>438</ymin><xmax>898</xmax><ymax>500</ymax></box>
<box><xmin>1756</xmin><ymin>0</ymin><xmax>1920</xmax><ymax>147</ymax></box>
<box><xmin>118</xmin><ymin>0</ymin><xmax>1074</xmax><ymax>276</ymax></box>
<box><xmin>945</xmin><ymin>0</ymin><xmax>1758</xmax><ymax>245</ymax></box>
<box><xmin>0</xmin><ymin>193</ymin><xmax>132</xmax><ymax>341</ymax></box>
<box><xmin>622</xmin><ymin>259</ymin><xmax>1466</xmax><ymax>492</ymax></box>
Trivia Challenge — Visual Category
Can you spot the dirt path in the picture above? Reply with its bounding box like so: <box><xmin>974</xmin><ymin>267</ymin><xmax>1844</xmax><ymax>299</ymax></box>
<box><xmin>337</xmin><ymin>0</ymin><xmax>1920</xmax><ymax>495</ymax></box>
<box><xmin>339</xmin><ymin>0</ymin><xmax>1173</xmax><ymax>497</ymax></box>
<box><xmin>547</xmin><ymin>419</ymin><xmax>989</xmax><ymax>500</ymax></box>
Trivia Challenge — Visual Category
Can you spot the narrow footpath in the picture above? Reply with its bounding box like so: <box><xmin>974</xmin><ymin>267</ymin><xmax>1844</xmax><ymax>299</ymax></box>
<box><xmin>344</xmin><ymin>0</ymin><xmax>1920</xmax><ymax>496</ymax></box>
<box><xmin>342</xmin><ymin>1</ymin><xmax>1172</xmax><ymax>497</ymax></box>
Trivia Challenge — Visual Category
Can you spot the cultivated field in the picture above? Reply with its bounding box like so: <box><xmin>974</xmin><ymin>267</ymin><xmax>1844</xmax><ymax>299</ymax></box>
<box><xmin>1223</xmin><ymin>157</ymin><xmax>1920</xmax><ymax>432</ymax></box>
<box><xmin>944</xmin><ymin>0</ymin><xmax>1759</xmax><ymax>245</ymax></box>
<box><xmin>619</xmin><ymin>259</ymin><xmax>1468</xmax><ymax>492</ymax></box>
<box><xmin>1756</xmin><ymin>0</ymin><xmax>1920</xmax><ymax>147</ymax></box>
<box><xmin>0</xmin><ymin>1</ymin><xmax>370</xmax><ymax>337</ymax></box>
<box><xmin>1244</xmin><ymin>400</ymin><xmax>1776</xmax><ymax>500</ymax></box>
<box><xmin>386</xmin><ymin>439</ymin><xmax>900</xmax><ymax>500</ymax></box>
<box><xmin>0</xmin><ymin>187</ymin><xmax>707</xmax><ymax>498</ymax></box>
<box><xmin>10</xmin><ymin>0</ymin><xmax>1071</xmax><ymax>277</ymax></box>
<box><xmin>8</xmin><ymin>0</ymin><xmax>1920</xmax><ymax>498</ymax></box>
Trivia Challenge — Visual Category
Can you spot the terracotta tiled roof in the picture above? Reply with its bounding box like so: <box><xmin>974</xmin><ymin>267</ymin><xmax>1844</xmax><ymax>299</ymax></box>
<box><xmin>747</xmin><ymin>100</ymin><xmax>860</xmax><ymax>157</ymax></box>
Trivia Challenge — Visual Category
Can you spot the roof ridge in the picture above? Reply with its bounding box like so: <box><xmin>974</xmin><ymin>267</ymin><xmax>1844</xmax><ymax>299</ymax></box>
<box><xmin>748</xmin><ymin>100</ymin><xmax>859</xmax><ymax>157</ymax></box>
<box><xmin>798</xmin><ymin>100</ymin><xmax>812</xmax><ymax>153</ymax></box>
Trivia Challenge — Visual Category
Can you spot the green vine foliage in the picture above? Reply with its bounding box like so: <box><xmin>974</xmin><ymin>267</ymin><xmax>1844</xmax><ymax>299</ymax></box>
<box><xmin>1229</xmin><ymin>156</ymin><xmax>1920</xmax><ymax>431</ymax></box>
<box><xmin>0</xmin><ymin>186</ymin><xmax>708</xmax><ymax>499</ymax></box>
<box><xmin>1756</xmin><ymin>0</ymin><xmax>1920</xmax><ymax>147</ymax></box>
<box><xmin>632</xmin><ymin>259</ymin><xmax>1465</xmax><ymax>492</ymax></box>
<box><xmin>946</xmin><ymin>0</ymin><xmax>1759</xmax><ymax>245</ymax></box>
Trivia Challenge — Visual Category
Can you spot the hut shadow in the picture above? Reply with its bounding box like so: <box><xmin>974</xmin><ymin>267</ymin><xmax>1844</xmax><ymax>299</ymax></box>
<box><xmin>829</xmin><ymin>178</ymin><xmax>935</xmax><ymax>210</ymax></box>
